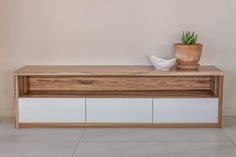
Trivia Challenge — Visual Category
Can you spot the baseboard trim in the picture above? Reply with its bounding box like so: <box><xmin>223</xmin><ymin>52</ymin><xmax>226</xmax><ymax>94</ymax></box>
<box><xmin>0</xmin><ymin>109</ymin><xmax>14</xmax><ymax>118</ymax></box>
<box><xmin>223</xmin><ymin>106</ymin><xmax>236</xmax><ymax>116</ymax></box>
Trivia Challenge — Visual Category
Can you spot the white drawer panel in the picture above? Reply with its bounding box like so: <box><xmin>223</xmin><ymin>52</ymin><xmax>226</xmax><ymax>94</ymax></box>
<box><xmin>18</xmin><ymin>98</ymin><xmax>85</xmax><ymax>123</ymax></box>
<box><xmin>86</xmin><ymin>98</ymin><xmax>152</xmax><ymax>123</ymax></box>
<box><xmin>153</xmin><ymin>98</ymin><xmax>218</xmax><ymax>123</ymax></box>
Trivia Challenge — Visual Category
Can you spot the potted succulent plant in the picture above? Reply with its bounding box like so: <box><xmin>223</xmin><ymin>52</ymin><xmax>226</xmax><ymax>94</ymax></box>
<box><xmin>174</xmin><ymin>31</ymin><xmax>203</xmax><ymax>70</ymax></box>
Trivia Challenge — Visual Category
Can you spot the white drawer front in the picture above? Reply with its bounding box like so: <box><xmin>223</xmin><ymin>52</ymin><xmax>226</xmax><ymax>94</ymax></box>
<box><xmin>18</xmin><ymin>98</ymin><xmax>86</xmax><ymax>123</ymax></box>
<box><xmin>86</xmin><ymin>98</ymin><xmax>152</xmax><ymax>123</ymax></box>
<box><xmin>153</xmin><ymin>98</ymin><xmax>218</xmax><ymax>123</ymax></box>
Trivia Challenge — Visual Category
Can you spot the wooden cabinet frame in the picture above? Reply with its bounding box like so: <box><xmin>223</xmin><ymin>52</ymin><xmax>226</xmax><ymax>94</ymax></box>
<box><xmin>14</xmin><ymin>66</ymin><xmax>224</xmax><ymax>128</ymax></box>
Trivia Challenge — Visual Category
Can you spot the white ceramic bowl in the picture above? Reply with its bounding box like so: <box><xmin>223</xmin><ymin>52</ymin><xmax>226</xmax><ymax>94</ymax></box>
<box><xmin>149</xmin><ymin>55</ymin><xmax>176</xmax><ymax>71</ymax></box>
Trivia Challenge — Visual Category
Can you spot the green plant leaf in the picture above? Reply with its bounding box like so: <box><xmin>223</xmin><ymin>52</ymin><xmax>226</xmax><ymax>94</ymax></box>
<box><xmin>181</xmin><ymin>31</ymin><xmax>198</xmax><ymax>45</ymax></box>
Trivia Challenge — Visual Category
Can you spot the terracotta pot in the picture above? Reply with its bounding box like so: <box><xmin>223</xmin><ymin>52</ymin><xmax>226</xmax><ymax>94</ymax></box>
<box><xmin>174</xmin><ymin>43</ymin><xmax>203</xmax><ymax>70</ymax></box>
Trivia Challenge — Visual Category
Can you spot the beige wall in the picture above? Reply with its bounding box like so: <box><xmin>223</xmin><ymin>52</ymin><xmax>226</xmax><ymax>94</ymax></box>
<box><xmin>0</xmin><ymin>0</ymin><xmax>236</xmax><ymax>117</ymax></box>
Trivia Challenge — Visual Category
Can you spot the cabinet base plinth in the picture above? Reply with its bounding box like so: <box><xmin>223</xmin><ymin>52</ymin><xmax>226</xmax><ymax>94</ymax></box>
<box><xmin>18</xmin><ymin>123</ymin><xmax>220</xmax><ymax>128</ymax></box>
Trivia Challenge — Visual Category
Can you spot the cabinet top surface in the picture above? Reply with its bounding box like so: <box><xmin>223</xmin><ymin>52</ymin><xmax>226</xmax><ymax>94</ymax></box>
<box><xmin>14</xmin><ymin>65</ymin><xmax>223</xmax><ymax>76</ymax></box>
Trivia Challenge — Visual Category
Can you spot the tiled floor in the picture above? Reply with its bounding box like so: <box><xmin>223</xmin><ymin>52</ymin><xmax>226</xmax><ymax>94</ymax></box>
<box><xmin>1</xmin><ymin>117</ymin><xmax>236</xmax><ymax>157</ymax></box>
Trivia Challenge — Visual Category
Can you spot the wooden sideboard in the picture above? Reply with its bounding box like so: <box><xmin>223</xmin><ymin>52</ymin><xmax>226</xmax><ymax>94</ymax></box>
<box><xmin>14</xmin><ymin>65</ymin><xmax>224</xmax><ymax>128</ymax></box>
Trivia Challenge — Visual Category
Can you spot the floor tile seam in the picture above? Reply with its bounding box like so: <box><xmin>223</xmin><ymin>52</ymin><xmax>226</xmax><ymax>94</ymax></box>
<box><xmin>71</xmin><ymin>129</ymin><xmax>86</xmax><ymax>157</ymax></box>
<box><xmin>14</xmin><ymin>133</ymin><xmax>85</xmax><ymax>136</ymax></box>
<box><xmin>222</xmin><ymin>128</ymin><xmax>236</xmax><ymax>148</ymax></box>
<box><xmin>78</xmin><ymin>140</ymin><xmax>230</xmax><ymax>143</ymax></box>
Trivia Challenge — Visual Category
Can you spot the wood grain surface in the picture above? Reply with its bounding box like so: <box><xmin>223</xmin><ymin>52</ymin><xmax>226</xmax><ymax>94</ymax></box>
<box><xmin>18</xmin><ymin>123</ymin><xmax>218</xmax><ymax>128</ymax></box>
<box><xmin>29</xmin><ymin>76</ymin><xmax>212</xmax><ymax>91</ymax></box>
<box><xmin>21</xmin><ymin>90</ymin><xmax>217</xmax><ymax>98</ymax></box>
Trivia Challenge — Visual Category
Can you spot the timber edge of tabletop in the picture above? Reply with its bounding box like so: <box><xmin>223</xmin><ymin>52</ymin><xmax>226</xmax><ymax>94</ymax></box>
<box><xmin>14</xmin><ymin>65</ymin><xmax>224</xmax><ymax>76</ymax></box>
